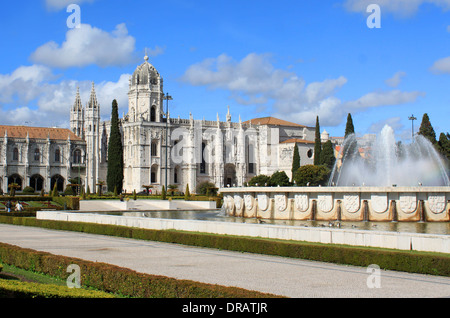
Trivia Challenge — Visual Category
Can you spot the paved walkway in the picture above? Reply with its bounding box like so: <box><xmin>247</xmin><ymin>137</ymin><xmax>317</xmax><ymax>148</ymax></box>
<box><xmin>0</xmin><ymin>224</ymin><xmax>449</xmax><ymax>298</ymax></box>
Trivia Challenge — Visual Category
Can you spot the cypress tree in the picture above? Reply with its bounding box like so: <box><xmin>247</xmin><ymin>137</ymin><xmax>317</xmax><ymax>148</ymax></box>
<box><xmin>161</xmin><ymin>186</ymin><xmax>166</xmax><ymax>200</ymax></box>
<box><xmin>438</xmin><ymin>132</ymin><xmax>450</xmax><ymax>162</ymax></box>
<box><xmin>185</xmin><ymin>184</ymin><xmax>190</xmax><ymax>201</ymax></box>
<box><xmin>320</xmin><ymin>140</ymin><xmax>336</xmax><ymax>170</ymax></box>
<box><xmin>107</xmin><ymin>99</ymin><xmax>124</xmax><ymax>194</ymax></box>
<box><xmin>344</xmin><ymin>113</ymin><xmax>355</xmax><ymax>138</ymax></box>
<box><xmin>314</xmin><ymin>116</ymin><xmax>322</xmax><ymax>165</ymax></box>
<box><xmin>343</xmin><ymin>113</ymin><xmax>357</xmax><ymax>162</ymax></box>
<box><xmin>291</xmin><ymin>143</ymin><xmax>300</xmax><ymax>182</ymax></box>
<box><xmin>418</xmin><ymin>113</ymin><xmax>437</xmax><ymax>144</ymax></box>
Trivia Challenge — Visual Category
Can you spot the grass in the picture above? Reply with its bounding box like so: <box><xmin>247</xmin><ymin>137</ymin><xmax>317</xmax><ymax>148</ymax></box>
<box><xmin>0</xmin><ymin>263</ymin><xmax>66</xmax><ymax>286</ymax></box>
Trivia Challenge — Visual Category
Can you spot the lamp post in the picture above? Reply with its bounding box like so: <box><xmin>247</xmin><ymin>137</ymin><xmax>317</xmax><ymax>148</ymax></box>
<box><xmin>163</xmin><ymin>93</ymin><xmax>173</xmax><ymax>193</ymax></box>
<box><xmin>408</xmin><ymin>114</ymin><xmax>417</xmax><ymax>142</ymax></box>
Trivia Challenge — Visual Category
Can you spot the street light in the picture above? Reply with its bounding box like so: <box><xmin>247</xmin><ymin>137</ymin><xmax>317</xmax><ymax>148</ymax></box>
<box><xmin>163</xmin><ymin>93</ymin><xmax>173</xmax><ymax>193</ymax></box>
<box><xmin>408</xmin><ymin>114</ymin><xmax>417</xmax><ymax>142</ymax></box>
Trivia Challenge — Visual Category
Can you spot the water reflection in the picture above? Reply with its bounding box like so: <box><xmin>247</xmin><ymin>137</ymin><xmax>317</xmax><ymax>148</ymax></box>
<box><xmin>88</xmin><ymin>210</ymin><xmax>450</xmax><ymax>235</ymax></box>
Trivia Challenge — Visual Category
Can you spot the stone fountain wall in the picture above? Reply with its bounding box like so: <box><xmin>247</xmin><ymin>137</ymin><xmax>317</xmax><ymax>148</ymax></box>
<box><xmin>219</xmin><ymin>187</ymin><xmax>450</xmax><ymax>222</ymax></box>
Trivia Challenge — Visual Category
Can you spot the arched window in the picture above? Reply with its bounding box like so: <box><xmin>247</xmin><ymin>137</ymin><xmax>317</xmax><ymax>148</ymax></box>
<box><xmin>174</xmin><ymin>166</ymin><xmax>180</xmax><ymax>184</ymax></box>
<box><xmin>150</xmin><ymin>106</ymin><xmax>156</xmax><ymax>122</ymax></box>
<box><xmin>151</xmin><ymin>141</ymin><xmax>158</xmax><ymax>156</ymax></box>
<box><xmin>200</xmin><ymin>142</ymin><xmax>206</xmax><ymax>174</ymax></box>
<box><xmin>73</xmin><ymin>149</ymin><xmax>82</xmax><ymax>164</ymax></box>
<box><xmin>30</xmin><ymin>174</ymin><xmax>44</xmax><ymax>192</ymax></box>
<box><xmin>13</xmin><ymin>148</ymin><xmax>19</xmax><ymax>161</ymax></box>
<box><xmin>151</xmin><ymin>165</ymin><xmax>158</xmax><ymax>183</ymax></box>
<box><xmin>34</xmin><ymin>148</ymin><xmax>40</xmax><ymax>161</ymax></box>
<box><xmin>55</xmin><ymin>148</ymin><xmax>61</xmax><ymax>162</ymax></box>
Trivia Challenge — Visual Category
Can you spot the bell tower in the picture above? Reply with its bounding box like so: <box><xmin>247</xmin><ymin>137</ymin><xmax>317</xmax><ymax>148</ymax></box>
<box><xmin>128</xmin><ymin>54</ymin><xmax>164</xmax><ymax>123</ymax></box>
<box><xmin>70</xmin><ymin>87</ymin><xmax>84</xmax><ymax>139</ymax></box>
<box><xmin>84</xmin><ymin>82</ymin><xmax>101</xmax><ymax>192</ymax></box>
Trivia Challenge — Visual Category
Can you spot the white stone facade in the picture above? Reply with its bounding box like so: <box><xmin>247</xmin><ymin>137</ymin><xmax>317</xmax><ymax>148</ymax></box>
<box><xmin>68</xmin><ymin>56</ymin><xmax>318</xmax><ymax>194</ymax></box>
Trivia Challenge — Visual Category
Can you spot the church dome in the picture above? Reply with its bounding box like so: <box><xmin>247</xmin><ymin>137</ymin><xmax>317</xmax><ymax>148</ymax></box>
<box><xmin>131</xmin><ymin>55</ymin><xmax>160</xmax><ymax>86</ymax></box>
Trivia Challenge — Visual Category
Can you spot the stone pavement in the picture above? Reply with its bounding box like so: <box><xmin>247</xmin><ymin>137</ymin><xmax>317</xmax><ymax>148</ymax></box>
<box><xmin>0</xmin><ymin>224</ymin><xmax>449</xmax><ymax>298</ymax></box>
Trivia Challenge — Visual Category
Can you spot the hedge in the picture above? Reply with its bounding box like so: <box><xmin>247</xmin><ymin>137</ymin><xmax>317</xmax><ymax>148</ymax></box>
<box><xmin>0</xmin><ymin>242</ymin><xmax>279</xmax><ymax>298</ymax></box>
<box><xmin>0</xmin><ymin>279</ymin><xmax>116</xmax><ymax>298</ymax></box>
<box><xmin>0</xmin><ymin>216</ymin><xmax>448</xmax><ymax>277</ymax></box>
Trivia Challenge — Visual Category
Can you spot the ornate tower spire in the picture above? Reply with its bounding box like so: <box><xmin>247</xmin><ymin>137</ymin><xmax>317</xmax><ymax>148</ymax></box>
<box><xmin>88</xmin><ymin>82</ymin><xmax>98</xmax><ymax>108</ymax></box>
<box><xmin>70</xmin><ymin>86</ymin><xmax>84</xmax><ymax>138</ymax></box>
<box><xmin>73</xmin><ymin>87</ymin><xmax>82</xmax><ymax>111</ymax></box>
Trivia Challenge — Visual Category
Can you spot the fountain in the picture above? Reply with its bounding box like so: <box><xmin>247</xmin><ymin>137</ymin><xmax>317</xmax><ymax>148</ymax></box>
<box><xmin>329</xmin><ymin>125</ymin><xmax>450</xmax><ymax>187</ymax></box>
<box><xmin>220</xmin><ymin>125</ymin><xmax>450</xmax><ymax>223</ymax></box>
<box><xmin>36</xmin><ymin>125</ymin><xmax>449</xmax><ymax>253</ymax></box>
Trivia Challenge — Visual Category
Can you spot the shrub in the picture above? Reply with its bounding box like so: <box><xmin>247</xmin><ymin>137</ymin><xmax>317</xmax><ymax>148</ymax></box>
<box><xmin>267</xmin><ymin>171</ymin><xmax>291</xmax><ymax>187</ymax></box>
<box><xmin>196</xmin><ymin>181</ymin><xmax>216</xmax><ymax>195</ymax></box>
<box><xmin>22</xmin><ymin>187</ymin><xmax>35</xmax><ymax>194</ymax></box>
<box><xmin>63</xmin><ymin>186</ymin><xmax>74</xmax><ymax>196</ymax></box>
<box><xmin>0</xmin><ymin>279</ymin><xmax>116</xmax><ymax>298</ymax></box>
<box><xmin>293</xmin><ymin>164</ymin><xmax>330</xmax><ymax>186</ymax></box>
<box><xmin>247</xmin><ymin>174</ymin><xmax>270</xmax><ymax>187</ymax></box>
<box><xmin>184</xmin><ymin>184</ymin><xmax>190</xmax><ymax>201</ymax></box>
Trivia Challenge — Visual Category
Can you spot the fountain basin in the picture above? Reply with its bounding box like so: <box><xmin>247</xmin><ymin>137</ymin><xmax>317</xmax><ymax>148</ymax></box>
<box><xmin>219</xmin><ymin>186</ymin><xmax>450</xmax><ymax>222</ymax></box>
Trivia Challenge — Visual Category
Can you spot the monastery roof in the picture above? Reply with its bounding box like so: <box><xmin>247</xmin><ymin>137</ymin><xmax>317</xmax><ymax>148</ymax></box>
<box><xmin>244</xmin><ymin>117</ymin><xmax>309</xmax><ymax>128</ymax></box>
<box><xmin>281</xmin><ymin>138</ymin><xmax>315</xmax><ymax>144</ymax></box>
<box><xmin>0</xmin><ymin>125</ymin><xmax>83</xmax><ymax>141</ymax></box>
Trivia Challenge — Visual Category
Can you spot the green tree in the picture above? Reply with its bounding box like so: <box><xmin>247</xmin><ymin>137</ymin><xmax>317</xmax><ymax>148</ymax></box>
<box><xmin>320</xmin><ymin>140</ymin><xmax>336</xmax><ymax>170</ymax></box>
<box><xmin>438</xmin><ymin>132</ymin><xmax>450</xmax><ymax>162</ymax></box>
<box><xmin>184</xmin><ymin>184</ymin><xmax>191</xmax><ymax>200</ymax></box>
<box><xmin>51</xmin><ymin>183</ymin><xmax>58</xmax><ymax>197</ymax></box>
<box><xmin>293</xmin><ymin>165</ymin><xmax>330</xmax><ymax>187</ymax></box>
<box><xmin>247</xmin><ymin>174</ymin><xmax>270</xmax><ymax>187</ymax></box>
<box><xmin>291</xmin><ymin>143</ymin><xmax>300</xmax><ymax>182</ymax></box>
<box><xmin>196</xmin><ymin>181</ymin><xmax>216</xmax><ymax>195</ymax></box>
<box><xmin>161</xmin><ymin>186</ymin><xmax>166</xmax><ymax>200</ymax></box>
<box><xmin>343</xmin><ymin>113</ymin><xmax>357</xmax><ymax>162</ymax></box>
<box><xmin>107</xmin><ymin>99</ymin><xmax>124</xmax><ymax>194</ymax></box>
<box><xmin>418</xmin><ymin>113</ymin><xmax>437</xmax><ymax>144</ymax></box>
<box><xmin>314</xmin><ymin>116</ymin><xmax>322</xmax><ymax>165</ymax></box>
<box><xmin>344</xmin><ymin>113</ymin><xmax>355</xmax><ymax>138</ymax></box>
<box><xmin>267</xmin><ymin>171</ymin><xmax>291</xmax><ymax>187</ymax></box>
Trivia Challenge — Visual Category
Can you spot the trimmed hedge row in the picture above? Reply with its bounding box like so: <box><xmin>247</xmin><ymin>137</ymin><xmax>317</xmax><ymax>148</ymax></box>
<box><xmin>0</xmin><ymin>215</ymin><xmax>449</xmax><ymax>277</ymax></box>
<box><xmin>0</xmin><ymin>241</ymin><xmax>278</xmax><ymax>298</ymax></box>
<box><xmin>0</xmin><ymin>279</ymin><xmax>116</xmax><ymax>298</ymax></box>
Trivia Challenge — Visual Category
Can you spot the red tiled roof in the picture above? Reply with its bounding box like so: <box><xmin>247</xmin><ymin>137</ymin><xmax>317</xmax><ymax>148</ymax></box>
<box><xmin>0</xmin><ymin>125</ymin><xmax>82</xmax><ymax>141</ymax></box>
<box><xmin>281</xmin><ymin>138</ymin><xmax>315</xmax><ymax>144</ymax></box>
<box><xmin>244</xmin><ymin>117</ymin><xmax>308</xmax><ymax>128</ymax></box>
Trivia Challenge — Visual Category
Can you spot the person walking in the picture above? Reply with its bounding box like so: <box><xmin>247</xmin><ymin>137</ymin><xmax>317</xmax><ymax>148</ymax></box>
<box><xmin>6</xmin><ymin>200</ymin><xmax>12</xmax><ymax>213</ymax></box>
<box><xmin>15</xmin><ymin>201</ymin><xmax>23</xmax><ymax>212</ymax></box>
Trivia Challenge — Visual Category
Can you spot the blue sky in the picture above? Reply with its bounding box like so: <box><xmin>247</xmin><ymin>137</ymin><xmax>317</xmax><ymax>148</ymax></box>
<box><xmin>1</xmin><ymin>0</ymin><xmax>449</xmax><ymax>141</ymax></box>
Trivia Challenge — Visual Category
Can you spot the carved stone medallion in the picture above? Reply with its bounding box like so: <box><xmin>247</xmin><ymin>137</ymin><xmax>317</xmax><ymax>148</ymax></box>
<box><xmin>344</xmin><ymin>193</ymin><xmax>360</xmax><ymax>213</ymax></box>
<box><xmin>371</xmin><ymin>193</ymin><xmax>388</xmax><ymax>213</ymax></box>
<box><xmin>274</xmin><ymin>194</ymin><xmax>288</xmax><ymax>212</ymax></box>
<box><xmin>234</xmin><ymin>194</ymin><xmax>243</xmax><ymax>211</ymax></box>
<box><xmin>294</xmin><ymin>194</ymin><xmax>309</xmax><ymax>212</ymax></box>
<box><xmin>244</xmin><ymin>194</ymin><xmax>254</xmax><ymax>210</ymax></box>
<box><xmin>257</xmin><ymin>194</ymin><xmax>269</xmax><ymax>211</ymax></box>
<box><xmin>399</xmin><ymin>193</ymin><xmax>417</xmax><ymax>214</ymax></box>
<box><xmin>428</xmin><ymin>194</ymin><xmax>446</xmax><ymax>214</ymax></box>
<box><xmin>317</xmin><ymin>194</ymin><xmax>333</xmax><ymax>213</ymax></box>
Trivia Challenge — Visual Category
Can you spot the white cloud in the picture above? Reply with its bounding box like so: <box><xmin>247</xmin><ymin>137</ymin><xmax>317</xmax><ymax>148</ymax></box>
<box><xmin>385</xmin><ymin>71</ymin><xmax>406</xmax><ymax>87</ymax></box>
<box><xmin>0</xmin><ymin>64</ymin><xmax>130</xmax><ymax>127</ymax></box>
<box><xmin>430</xmin><ymin>56</ymin><xmax>450</xmax><ymax>74</ymax></box>
<box><xmin>30</xmin><ymin>23</ymin><xmax>137</xmax><ymax>68</ymax></box>
<box><xmin>45</xmin><ymin>0</ymin><xmax>96</xmax><ymax>11</ymax></box>
<box><xmin>181</xmin><ymin>53</ymin><xmax>424</xmax><ymax>127</ymax></box>
<box><xmin>344</xmin><ymin>0</ymin><xmax>450</xmax><ymax>17</ymax></box>
<box><xmin>0</xmin><ymin>64</ymin><xmax>55</xmax><ymax>104</ymax></box>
